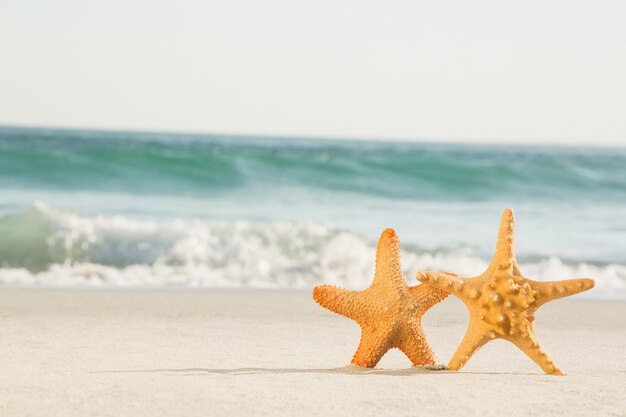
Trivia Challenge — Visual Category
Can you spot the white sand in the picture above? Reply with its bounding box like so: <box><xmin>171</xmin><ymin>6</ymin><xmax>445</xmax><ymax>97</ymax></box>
<box><xmin>0</xmin><ymin>288</ymin><xmax>624</xmax><ymax>417</ymax></box>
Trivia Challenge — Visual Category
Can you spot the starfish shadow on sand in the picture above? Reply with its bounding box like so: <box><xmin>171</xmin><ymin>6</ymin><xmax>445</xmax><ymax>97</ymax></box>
<box><xmin>90</xmin><ymin>366</ymin><xmax>540</xmax><ymax>377</ymax></box>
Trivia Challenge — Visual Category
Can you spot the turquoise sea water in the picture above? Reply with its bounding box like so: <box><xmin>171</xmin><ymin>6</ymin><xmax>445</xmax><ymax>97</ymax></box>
<box><xmin>0</xmin><ymin>126</ymin><xmax>624</xmax><ymax>297</ymax></box>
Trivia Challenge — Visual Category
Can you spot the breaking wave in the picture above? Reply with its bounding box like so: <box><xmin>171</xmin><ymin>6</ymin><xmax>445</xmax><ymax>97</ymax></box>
<box><xmin>0</xmin><ymin>203</ymin><xmax>623</xmax><ymax>297</ymax></box>
<box><xmin>2</xmin><ymin>126</ymin><xmax>626</xmax><ymax>202</ymax></box>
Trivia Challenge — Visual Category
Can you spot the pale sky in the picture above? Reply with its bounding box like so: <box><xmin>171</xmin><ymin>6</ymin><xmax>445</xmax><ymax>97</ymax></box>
<box><xmin>1</xmin><ymin>0</ymin><xmax>625</xmax><ymax>145</ymax></box>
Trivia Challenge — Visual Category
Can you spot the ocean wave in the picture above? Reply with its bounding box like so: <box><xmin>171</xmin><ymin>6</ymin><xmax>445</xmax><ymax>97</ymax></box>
<box><xmin>2</xmin><ymin>127</ymin><xmax>626</xmax><ymax>202</ymax></box>
<box><xmin>0</xmin><ymin>203</ymin><xmax>624</xmax><ymax>296</ymax></box>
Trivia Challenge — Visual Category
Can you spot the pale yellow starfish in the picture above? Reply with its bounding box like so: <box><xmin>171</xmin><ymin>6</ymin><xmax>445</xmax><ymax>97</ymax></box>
<box><xmin>418</xmin><ymin>209</ymin><xmax>595</xmax><ymax>375</ymax></box>
<box><xmin>313</xmin><ymin>228</ymin><xmax>450</xmax><ymax>367</ymax></box>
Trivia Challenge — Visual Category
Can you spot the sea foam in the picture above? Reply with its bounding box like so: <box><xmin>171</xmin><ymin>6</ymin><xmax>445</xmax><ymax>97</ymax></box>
<box><xmin>0</xmin><ymin>203</ymin><xmax>624</xmax><ymax>298</ymax></box>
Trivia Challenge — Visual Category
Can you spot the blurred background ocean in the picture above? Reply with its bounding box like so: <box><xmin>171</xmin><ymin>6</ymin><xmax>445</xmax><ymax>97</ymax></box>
<box><xmin>0</xmin><ymin>126</ymin><xmax>624</xmax><ymax>298</ymax></box>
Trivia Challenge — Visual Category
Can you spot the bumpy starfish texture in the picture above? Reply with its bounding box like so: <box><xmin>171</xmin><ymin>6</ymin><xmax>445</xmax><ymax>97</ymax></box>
<box><xmin>417</xmin><ymin>209</ymin><xmax>595</xmax><ymax>375</ymax></box>
<box><xmin>313</xmin><ymin>229</ymin><xmax>450</xmax><ymax>368</ymax></box>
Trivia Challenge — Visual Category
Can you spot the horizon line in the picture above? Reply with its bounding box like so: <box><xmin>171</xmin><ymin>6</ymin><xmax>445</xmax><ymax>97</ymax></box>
<box><xmin>1</xmin><ymin>122</ymin><xmax>624</xmax><ymax>150</ymax></box>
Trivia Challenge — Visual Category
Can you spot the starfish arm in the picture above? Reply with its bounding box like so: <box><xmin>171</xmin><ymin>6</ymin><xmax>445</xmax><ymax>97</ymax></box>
<box><xmin>371</xmin><ymin>229</ymin><xmax>406</xmax><ymax>291</ymax></box>
<box><xmin>487</xmin><ymin>208</ymin><xmax>521</xmax><ymax>275</ymax></box>
<box><xmin>397</xmin><ymin>321</ymin><xmax>438</xmax><ymax>366</ymax></box>
<box><xmin>416</xmin><ymin>271</ymin><xmax>468</xmax><ymax>299</ymax></box>
<box><xmin>528</xmin><ymin>278</ymin><xmax>595</xmax><ymax>307</ymax></box>
<box><xmin>447</xmin><ymin>319</ymin><xmax>491</xmax><ymax>371</ymax></box>
<box><xmin>313</xmin><ymin>285</ymin><xmax>372</xmax><ymax>321</ymax></box>
<box><xmin>351</xmin><ymin>324</ymin><xmax>396</xmax><ymax>367</ymax></box>
<box><xmin>407</xmin><ymin>283</ymin><xmax>449</xmax><ymax>314</ymax></box>
<box><xmin>509</xmin><ymin>328</ymin><xmax>564</xmax><ymax>375</ymax></box>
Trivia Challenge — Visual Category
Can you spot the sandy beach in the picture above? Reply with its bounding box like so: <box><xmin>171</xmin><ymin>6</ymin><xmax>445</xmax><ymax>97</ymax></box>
<box><xmin>0</xmin><ymin>288</ymin><xmax>624</xmax><ymax>417</ymax></box>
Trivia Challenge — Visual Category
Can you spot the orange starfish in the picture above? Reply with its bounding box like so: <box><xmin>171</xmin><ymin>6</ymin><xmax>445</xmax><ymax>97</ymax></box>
<box><xmin>313</xmin><ymin>228</ymin><xmax>449</xmax><ymax>367</ymax></box>
<box><xmin>418</xmin><ymin>208</ymin><xmax>595</xmax><ymax>375</ymax></box>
